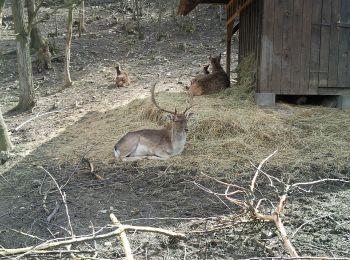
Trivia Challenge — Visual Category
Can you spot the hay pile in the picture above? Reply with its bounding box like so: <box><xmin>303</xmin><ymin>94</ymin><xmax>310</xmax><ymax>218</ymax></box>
<box><xmin>112</xmin><ymin>88</ymin><xmax>350</xmax><ymax>178</ymax></box>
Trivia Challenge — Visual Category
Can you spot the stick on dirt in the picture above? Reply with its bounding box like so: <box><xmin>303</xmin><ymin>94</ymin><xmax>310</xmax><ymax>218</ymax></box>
<box><xmin>110</xmin><ymin>213</ymin><xmax>134</xmax><ymax>260</ymax></box>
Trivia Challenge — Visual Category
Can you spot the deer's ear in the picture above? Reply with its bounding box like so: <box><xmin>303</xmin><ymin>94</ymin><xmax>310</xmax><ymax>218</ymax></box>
<box><xmin>186</xmin><ymin>113</ymin><xmax>194</xmax><ymax>119</ymax></box>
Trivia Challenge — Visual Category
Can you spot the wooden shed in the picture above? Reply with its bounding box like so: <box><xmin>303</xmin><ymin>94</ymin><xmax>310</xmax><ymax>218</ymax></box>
<box><xmin>178</xmin><ymin>0</ymin><xmax>350</xmax><ymax>107</ymax></box>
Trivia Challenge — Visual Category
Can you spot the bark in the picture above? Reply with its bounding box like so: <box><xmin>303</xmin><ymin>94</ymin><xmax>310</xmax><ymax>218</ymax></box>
<box><xmin>26</xmin><ymin>0</ymin><xmax>44</xmax><ymax>50</ymax></box>
<box><xmin>12</xmin><ymin>0</ymin><xmax>35</xmax><ymax>111</ymax></box>
<box><xmin>64</xmin><ymin>0</ymin><xmax>73</xmax><ymax>87</ymax></box>
<box><xmin>0</xmin><ymin>0</ymin><xmax>6</xmax><ymax>37</ymax></box>
<box><xmin>156</xmin><ymin>0</ymin><xmax>163</xmax><ymax>41</ymax></box>
<box><xmin>0</xmin><ymin>108</ymin><xmax>13</xmax><ymax>152</ymax></box>
<box><xmin>78</xmin><ymin>0</ymin><xmax>85</xmax><ymax>37</ymax></box>
<box><xmin>133</xmin><ymin>0</ymin><xmax>143</xmax><ymax>40</ymax></box>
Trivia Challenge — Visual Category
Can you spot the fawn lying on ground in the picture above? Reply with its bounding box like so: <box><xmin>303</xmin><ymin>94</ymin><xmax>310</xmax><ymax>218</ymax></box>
<box><xmin>189</xmin><ymin>53</ymin><xmax>230</xmax><ymax>96</ymax></box>
<box><xmin>115</xmin><ymin>63</ymin><xmax>130</xmax><ymax>87</ymax></box>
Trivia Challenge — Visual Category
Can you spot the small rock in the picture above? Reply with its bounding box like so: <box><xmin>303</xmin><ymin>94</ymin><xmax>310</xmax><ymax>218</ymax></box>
<box><xmin>104</xmin><ymin>241</ymin><xmax>112</xmax><ymax>246</ymax></box>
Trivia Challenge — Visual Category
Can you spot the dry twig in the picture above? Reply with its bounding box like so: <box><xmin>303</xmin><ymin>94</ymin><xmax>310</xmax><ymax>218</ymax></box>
<box><xmin>110</xmin><ymin>214</ymin><xmax>134</xmax><ymax>260</ymax></box>
<box><xmin>194</xmin><ymin>151</ymin><xmax>350</xmax><ymax>258</ymax></box>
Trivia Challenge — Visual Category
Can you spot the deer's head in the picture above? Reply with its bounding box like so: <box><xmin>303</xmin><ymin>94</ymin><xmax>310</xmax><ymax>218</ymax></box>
<box><xmin>151</xmin><ymin>83</ymin><xmax>193</xmax><ymax>133</ymax></box>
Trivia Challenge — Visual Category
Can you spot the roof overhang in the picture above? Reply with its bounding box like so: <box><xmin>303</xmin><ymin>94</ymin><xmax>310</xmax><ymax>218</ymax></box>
<box><xmin>178</xmin><ymin>0</ymin><xmax>229</xmax><ymax>16</ymax></box>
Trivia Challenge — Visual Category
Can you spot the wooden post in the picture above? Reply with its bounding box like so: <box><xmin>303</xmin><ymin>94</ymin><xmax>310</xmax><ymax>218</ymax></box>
<box><xmin>226</xmin><ymin>21</ymin><xmax>233</xmax><ymax>82</ymax></box>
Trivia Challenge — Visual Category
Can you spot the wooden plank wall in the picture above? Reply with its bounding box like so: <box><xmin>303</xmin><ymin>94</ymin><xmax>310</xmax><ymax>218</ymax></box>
<box><xmin>257</xmin><ymin>0</ymin><xmax>350</xmax><ymax>95</ymax></box>
<box><xmin>337</xmin><ymin>0</ymin><xmax>350</xmax><ymax>88</ymax></box>
<box><xmin>238</xmin><ymin>0</ymin><xmax>262</xmax><ymax>61</ymax></box>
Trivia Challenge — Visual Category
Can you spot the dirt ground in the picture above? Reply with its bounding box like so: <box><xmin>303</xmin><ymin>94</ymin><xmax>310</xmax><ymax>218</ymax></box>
<box><xmin>1</xmin><ymin>1</ymin><xmax>350</xmax><ymax>259</ymax></box>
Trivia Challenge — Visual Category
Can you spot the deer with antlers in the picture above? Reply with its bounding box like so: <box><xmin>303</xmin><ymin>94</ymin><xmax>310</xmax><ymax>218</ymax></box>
<box><xmin>114</xmin><ymin>83</ymin><xmax>193</xmax><ymax>161</ymax></box>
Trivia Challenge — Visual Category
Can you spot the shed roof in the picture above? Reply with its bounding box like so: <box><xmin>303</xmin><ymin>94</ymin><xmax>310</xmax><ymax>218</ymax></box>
<box><xmin>178</xmin><ymin>0</ymin><xmax>229</xmax><ymax>16</ymax></box>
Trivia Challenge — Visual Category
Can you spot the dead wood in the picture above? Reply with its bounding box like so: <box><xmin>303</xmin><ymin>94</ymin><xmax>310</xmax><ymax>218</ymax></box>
<box><xmin>110</xmin><ymin>213</ymin><xmax>134</xmax><ymax>260</ymax></box>
<box><xmin>0</xmin><ymin>223</ymin><xmax>185</xmax><ymax>257</ymax></box>
<box><xmin>195</xmin><ymin>151</ymin><xmax>350</xmax><ymax>258</ymax></box>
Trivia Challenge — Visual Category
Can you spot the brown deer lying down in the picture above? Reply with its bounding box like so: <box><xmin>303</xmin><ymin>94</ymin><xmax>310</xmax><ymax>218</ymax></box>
<box><xmin>114</xmin><ymin>83</ymin><xmax>193</xmax><ymax>161</ymax></box>
<box><xmin>115</xmin><ymin>63</ymin><xmax>130</xmax><ymax>87</ymax></box>
<box><xmin>189</xmin><ymin>53</ymin><xmax>230</xmax><ymax>96</ymax></box>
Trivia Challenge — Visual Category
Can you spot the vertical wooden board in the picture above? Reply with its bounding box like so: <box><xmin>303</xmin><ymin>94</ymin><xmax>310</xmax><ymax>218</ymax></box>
<box><xmin>328</xmin><ymin>0</ymin><xmax>341</xmax><ymax>87</ymax></box>
<box><xmin>272</xmin><ymin>0</ymin><xmax>283</xmax><ymax>93</ymax></box>
<box><xmin>299</xmin><ymin>0</ymin><xmax>312</xmax><ymax>94</ymax></box>
<box><xmin>291</xmin><ymin>0</ymin><xmax>303</xmax><ymax>94</ymax></box>
<box><xmin>239</xmin><ymin>10</ymin><xmax>243</xmax><ymax>61</ymax></box>
<box><xmin>255</xmin><ymin>0</ymin><xmax>262</xmax><ymax>59</ymax></box>
<box><xmin>280</xmin><ymin>0</ymin><xmax>293</xmax><ymax>94</ymax></box>
<box><xmin>256</xmin><ymin>0</ymin><xmax>263</xmax><ymax>92</ymax></box>
<box><xmin>241</xmin><ymin>9</ymin><xmax>245</xmax><ymax>59</ymax></box>
<box><xmin>338</xmin><ymin>0</ymin><xmax>350</xmax><ymax>86</ymax></box>
<box><xmin>248</xmin><ymin>4</ymin><xmax>252</xmax><ymax>55</ymax></box>
<box><xmin>319</xmin><ymin>0</ymin><xmax>332</xmax><ymax>88</ymax></box>
<box><xmin>309</xmin><ymin>0</ymin><xmax>322</xmax><ymax>93</ymax></box>
<box><xmin>258</xmin><ymin>0</ymin><xmax>274</xmax><ymax>93</ymax></box>
<box><xmin>226</xmin><ymin>22</ymin><xmax>233</xmax><ymax>80</ymax></box>
<box><xmin>246</xmin><ymin>5</ymin><xmax>250</xmax><ymax>55</ymax></box>
<box><xmin>249</xmin><ymin>5</ymin><xmax>252</xmax><ymax>55</ymax></box>
<box><xmin>347</xmin><ymin>2</ymin><xmax>350</xmax><ymax>84</ymax></box>
<box><xmin>250</xmin><ymin>2</ymin><xmax>255</xmax><ymax>55</ymax></box>
<box><xmin>245</xmin><ymin>8</ymin><xmax>248</xmax><ymax>57</ymax></box>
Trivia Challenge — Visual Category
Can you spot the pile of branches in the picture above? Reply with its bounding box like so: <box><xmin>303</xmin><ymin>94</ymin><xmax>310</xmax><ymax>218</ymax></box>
<box><xmin>193</xmin><ymin>150</ymin><xmax>350</xmax><ymax>258</ymax></box>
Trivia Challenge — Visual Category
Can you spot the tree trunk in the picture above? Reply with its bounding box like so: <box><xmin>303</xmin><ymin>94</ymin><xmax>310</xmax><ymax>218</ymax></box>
<box><xmin>78</xmin><ymin>0</ymin><xmax>85</xmax><ymax>37</ymax></box>
<box><xmin>0</xmin><ymin>0</ymin><xmax>6</xmax><ymax>37</ymax></box>
<box><xmin>12</xmin><ymin>0</ymin><xmax>35</xmax><ymax>111</ymax></box>
<box><xmin>133</xmin><ymin>0</ymin><xmax>143</xmax><ymax>40</ymax></box>
<box><xmin>26</xmin><ymin>0</ymin><xmax>44</xmax><ymax>50</ymax></box>
<box><xmin>64</xmin><ymin>1</ymin><xmax>73</xmax><ymax>87</ymax></box>
<box><xmin>0</xmin><ymin>109</ymin><xmax>14</xmax><ymax>152</ymax></box>
<box><xmin>156</xmin><ymin>0</ymin><xmax>163</xmax><ymax>41</ymax></box>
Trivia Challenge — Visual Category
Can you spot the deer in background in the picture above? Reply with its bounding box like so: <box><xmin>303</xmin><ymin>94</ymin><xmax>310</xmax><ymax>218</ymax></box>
<box><xmin>189</xmin><ymin>53</ymin><xmax>230</xmax><ymax>96</ymax></box>
<box><xmin>114</xmin><ymin>83</ymin><xmax>193</xmax><ymax>161</ymax></box>
<box><xmin>115</xmin><ymin>63</ymin><xmax>130</xmax><ymax>87</ymax></box>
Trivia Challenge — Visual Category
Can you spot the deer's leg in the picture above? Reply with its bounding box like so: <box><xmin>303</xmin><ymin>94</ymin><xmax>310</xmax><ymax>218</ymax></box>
<box><xmin>122</xmin><ymin>156</ymin><xmax>148</xmax><ymax>161</ymax></box>
<box><xmin>116</xmin><ymin>137</ymin><xmax>140</xmax><ymax>160</ymax></box>
<box><xmin>189</xmin><ymin>82</ymin><xmax>203</xmax><ymax>96</ymax></box>
<box><xmin>144</xmin><ymin>155</ymin><xmax>170</xmax><ymax>160</ymax></box>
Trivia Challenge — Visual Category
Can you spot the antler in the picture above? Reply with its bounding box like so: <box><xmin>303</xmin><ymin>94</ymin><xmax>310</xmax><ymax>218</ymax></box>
<box><xmin>151</xmin><ymin>83</ymin><xmax>176</xmax><ymax>114</ymax></box>
<box><xmin>183</xmin><ymin>91</ymin><xmax>194</xmax><ymax>114</ymax></box>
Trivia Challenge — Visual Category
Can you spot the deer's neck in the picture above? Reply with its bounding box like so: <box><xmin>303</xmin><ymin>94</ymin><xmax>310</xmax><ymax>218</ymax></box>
<box><xmin>170</xmin><ymin>127</ymin><xmax>186</xmax><ymax>154</ymax></box>
<box><xmin>211</xmin><ymin>64</ymin><xmax>224</xmax><ymax>73</ymax></box>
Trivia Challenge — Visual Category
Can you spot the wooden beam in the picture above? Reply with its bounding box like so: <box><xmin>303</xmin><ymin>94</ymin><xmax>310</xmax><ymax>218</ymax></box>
<box><xmin>232</xmin><ymin>21</ymin><xmax>239</xmax><ymax>35</ymax></box>
<box><xmin>226</xmin><ymin>21</ymin><xmax>234</xmax><ymax>81</ymax></box>
<box><xmin>226</xmin><ymin>0</ymin><xmax>255</xmax><ymax>25</ymax></box>
<box><xmin>178</xmin><ymin>0</ymin><xmax>229</xmax><ymax>15</ymax></box>
<box><xmin>200</xmin><ymin>0</ymin><xmax>229</xmax><ymax>4</ymax></box>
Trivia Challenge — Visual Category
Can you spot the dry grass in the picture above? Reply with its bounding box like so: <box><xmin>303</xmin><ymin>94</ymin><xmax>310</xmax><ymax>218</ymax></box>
<box><xmin>232</xmin><ymin>53</ymin><xmax>256</xmax><ymax>100</ymax></box>
<box><xmin>110</xmin><ymin>88</ymin><xmax>350</xmax><ymax>178</ymax></box>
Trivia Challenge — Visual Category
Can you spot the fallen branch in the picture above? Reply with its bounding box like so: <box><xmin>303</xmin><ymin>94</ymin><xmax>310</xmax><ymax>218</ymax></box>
<box><xmin>254</xmin><ymin>195</ymin><xmax>299</xmax><ymax>257</ymax></box>
<box><xmin>110</xmin><ymin>214</ymin><xmax>134</xmax><ymax>260</ymax></box>
<box><xmin>14</xmin><ymin>110</ymin><xmax>65</xmax><ymax>132</ymax></box>
<box><xmin>46</xmin><ymin>201</ymin><xmax>61</xmax><ymax>223</ymax></box>
<box><xmin>0</xmin><ymin>224</ymin><xmax>185</xmax><ymax>256</ymax></box>
<box><xmin>250</xmin><ymin>150</ymin><xmax>278</xmax><ymax>193</ymax></box>
<box><xmin>195</xmin><ymin>151</ymin><xmax>350</xmax><ymax>258</ymax></box>
<box><xmin>39</xmin><ymin>167</ymin><xmax>74</xmax><ymax>236</ymax></box>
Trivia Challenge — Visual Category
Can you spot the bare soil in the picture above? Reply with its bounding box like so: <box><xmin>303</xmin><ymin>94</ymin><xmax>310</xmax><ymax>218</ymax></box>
<box><xmin>1</xmin><ymin>2</ymin><xmax>350</xmax><ymax>259</ymax></box>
